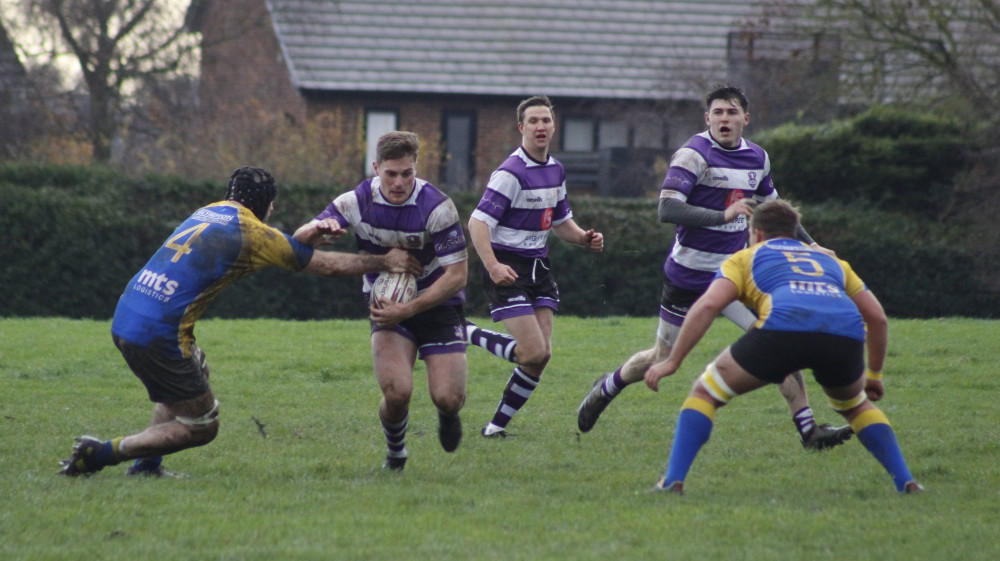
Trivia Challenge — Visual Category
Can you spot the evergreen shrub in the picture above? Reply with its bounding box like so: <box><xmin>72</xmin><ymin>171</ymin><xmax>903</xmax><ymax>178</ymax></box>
<box><xmin>754</xmin><ymin>106</ymin><xmax>965</xmax><ymax>220</ymax></box>
<box><xmin>1</xmin><ymin>163</ymin><xmax>994</xmax><ymax>319</ymax></box>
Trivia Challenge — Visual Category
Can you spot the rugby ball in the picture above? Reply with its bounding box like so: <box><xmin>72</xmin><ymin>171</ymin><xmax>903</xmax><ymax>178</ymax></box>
<box><xmin>370</xmin><ymin>272</ymin><xmax>417</xmax><ymax>308</ymax></box>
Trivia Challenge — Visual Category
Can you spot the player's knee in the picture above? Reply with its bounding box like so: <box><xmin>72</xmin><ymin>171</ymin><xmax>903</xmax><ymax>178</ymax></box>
<box><xmin>432</xmin><ymin>392</ymin><xmax>465</xmax><ymax>415</ymax></box>
<box><xmin>176</xmin><ymin>399</ymin><xmax>220</xmax><ymax>447</ymax></box>
<box><xmin>520</xmin><ymin>349</ymin><xmax>550</xmax><ymax>368</ymax></box>
<box><xmin>188</xmin><ymin>420</ymin><xmax>219</xmax><ymax>447</ymax></box>
<box><xmin>696</xmin><ymin>362</ymin><xmax>737</xmax><ymax>405</ymax></box>
<box><xmin>826</xmin><ymin>389</ymin><xmax>868</xmax><ymax>415</ymax></box>
<box><xmin>656</xmin><ymin>321</ymin><xmax>681</xmax><ymax>348</ymax></box>
<box><xmin>383</xmin><ymin>385</ymin><xmax>413</xmax><ymax>409</ymax></box>
<box><xmin>515</xmin><ymin>340</ymin><xmax>550</xmax><ymax>368</ymax></box>
<box><xmin>827</xmin><ymin>389</ymin><xmax>871</xmax><ymax>425</ymax></box>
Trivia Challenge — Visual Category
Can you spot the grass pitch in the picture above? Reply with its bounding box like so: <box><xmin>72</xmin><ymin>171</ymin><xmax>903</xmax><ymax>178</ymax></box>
<box><xmin>1</xmin><ymin>316</ymin><xmax>998</xmax><ymax>560</ymax></box>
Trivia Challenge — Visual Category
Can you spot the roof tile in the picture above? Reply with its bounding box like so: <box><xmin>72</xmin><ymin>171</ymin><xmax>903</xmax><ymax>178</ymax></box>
<box><xmin>269</xmin><ymin>0</ymin><xmax>757</xmax><ymax>99</ymax></box>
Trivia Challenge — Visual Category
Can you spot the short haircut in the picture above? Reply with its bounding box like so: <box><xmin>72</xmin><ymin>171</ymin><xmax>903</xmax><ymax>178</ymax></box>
<box><xmin>706</xmin><ymin>84</ymin><xmax>749</xmax><ymax>113</ymax></box>
<box><xmin>376</xmin><ymin>131</ymin><xmax>420</xmax><ymax>163</ymax></box>
<box><xmin>750</xmin><ymin>199</ymin><xmax>800</xmax><ymax>239</ymax></box>
<box><xmin>517</xmin><ymin>95</ymin><xmax>554</xmax><ymax>124</ymax></box>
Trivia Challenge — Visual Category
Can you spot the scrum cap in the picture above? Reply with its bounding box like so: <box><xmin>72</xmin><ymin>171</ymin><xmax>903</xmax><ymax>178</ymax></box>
<box><xmin>226</xmin><ymin>167</ymin><xmax>276</xmax><ymax>220</ymax></box>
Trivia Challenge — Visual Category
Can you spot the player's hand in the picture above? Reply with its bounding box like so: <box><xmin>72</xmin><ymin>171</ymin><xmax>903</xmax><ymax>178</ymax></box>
<box><xmin>296</xmin><ymin>218</ymin><xmax>345</xmax><ymax>247</ymax></box>
<box><xmin>724</xmin><ymin>199</ymin><xmax>757</xmax><ymax>222</ymax></box>
<box><xmin>584</xmin><ymin>229</ymin><xmax>604</xmax><ymax>253</ymax></box>
<box><xmin>384</xmin><ymin>248</ymin><xmax>422</xmax><ymax>275</ymax></box>
<box><xmin>316</xmin><ymin>218</ymin><xmax>347</xmax><ymax>240</ymax></box>
<box><xmin>644</xmin><ymin>359</ymin><xmax>679</xmax><ymax>391</ymax></box>
<box><xmin>369</xmin><ymin>299</ymin><xmax>411</xmax><ymax>327</ymax></box>
<box><xmin>864</xmin><ymin>378</ymin><xmax>885</xmax><ymax>402</ymax></box>
<box><xmin>810</xmin><ymin>242</ymin><xmax>837</xmax><ymax>257</ymax></box>
<box><xmin>487</xmin><ymin>262</ymin><xmax>518</xmax><ymax>286</ymax></box>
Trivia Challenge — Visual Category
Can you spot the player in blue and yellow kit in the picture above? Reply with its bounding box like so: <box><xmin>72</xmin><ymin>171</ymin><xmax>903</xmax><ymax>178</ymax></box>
<box><xmin>58</xmin><ymin>167</ymin><xmax>418</xmax><ymax>477</ymax></box>
<box><xmin>644</xmin><ymin>200</ymin><xmax>922</xmax><ymax>495</ymax></box>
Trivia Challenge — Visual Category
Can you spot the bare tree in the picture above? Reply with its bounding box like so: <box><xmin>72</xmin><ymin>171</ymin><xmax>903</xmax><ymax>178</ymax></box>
<box><xmin>752</xmin><ymin>0</ymin><xmax>1000</xmax><ymax>117</ymax></box>
<box><xmin>6</xmin><ymin>0</ymin><xmax>198</xmax><ymax>163</ymax></box>
<box><xmin>0</xmin><ymin>20</ymin><xmax>34</xmax><ymax>158</ymax></box>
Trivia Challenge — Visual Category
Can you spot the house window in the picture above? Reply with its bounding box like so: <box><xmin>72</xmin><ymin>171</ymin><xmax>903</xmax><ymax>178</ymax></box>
<box><xmin>442</xmin><ymin>111</ymin><xmax>476</xmax><ymax>191</ymax></box>
<box><xmin>562</xmin><ymin>116</ymin><xmax>595</xmax><ymax>151</ymax></box>
<box><xmin>365</xmin><ymin>109</ymin><xmax>398</xmax><ymax>175</ymax></box>
<box><xmin>633</xmin><ymin>120</ymin><xmax>664</xmax><ymax>149</ymax></box>
<box><xmin>598</xmin><ymin>120</ymin><xmax>628</xmax><ymax>149</ymax></box>
<box><xmin>563</xmin><ymin>117</ymin><xmax>630</xmax><ymax>151</ymax></box>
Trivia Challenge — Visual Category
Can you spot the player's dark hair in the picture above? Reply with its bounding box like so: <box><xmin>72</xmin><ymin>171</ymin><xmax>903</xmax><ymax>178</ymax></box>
<box><xmin>706</xmin><ymin>84</ymin><xmax>749</xmax><ymax>113</ymax></box>
<box><xmin>376</xmin><ymin>131</ymin><xmax>420</xmax><ymax>163</ymax></box>
<box><xmin>226</xmin><ymin>167</ymin><xmax>276</xmax><ymax>221</ymax></box>
<box><xmin>517</xmin><ymin>95</ymin><xmax>554</xmax><ymax>124</ymax></box>
<box><xmin>750</xmin><ymin>200</ymin><xmax>800</xmax><ymax>239</ymax></box>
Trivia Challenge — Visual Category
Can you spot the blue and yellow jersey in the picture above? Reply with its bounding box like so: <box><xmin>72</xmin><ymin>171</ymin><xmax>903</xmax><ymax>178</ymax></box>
<box><xmin>718</xmin><ymin>238</ymin><xmax>867</xmax><ymax>340</ymax></box>
<box><xmin>111</xmin><ymin>202</ymin><xmax>314</xmax><ymax>357</ymax></box>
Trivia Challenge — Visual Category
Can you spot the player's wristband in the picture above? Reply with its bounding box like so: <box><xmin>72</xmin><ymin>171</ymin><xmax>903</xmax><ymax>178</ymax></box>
<box><xmin>865</xmin><ymin>369</ymin><xmax>883</xmax><ymax>381</ymax></box>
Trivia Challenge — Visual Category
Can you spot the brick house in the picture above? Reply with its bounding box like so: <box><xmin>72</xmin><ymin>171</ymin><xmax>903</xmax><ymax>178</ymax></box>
<box><xmin>185</xmin><ymin>1</ymin><xmax>834</xmax><ymax>195</ymax></box>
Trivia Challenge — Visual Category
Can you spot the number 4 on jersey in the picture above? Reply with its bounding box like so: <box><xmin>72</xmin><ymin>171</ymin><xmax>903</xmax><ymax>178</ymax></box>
<box><xmin>165</xmin><ymin>223</ymin><xmax>210</xmax><ymax>262</ymax></box>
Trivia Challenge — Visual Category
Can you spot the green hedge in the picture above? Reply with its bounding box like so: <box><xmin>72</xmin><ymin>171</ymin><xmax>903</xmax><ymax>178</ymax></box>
<box><xmin>788</xmin><ymin>201</ymin><xmax>992</xmax><ymax>317</ymax></box>
<box><xmin>1</xmin><ymin>163</ymin><xmax>995</xmax><ymax>319</ymax></box>
<box><xmin>753</xmin><ymin>106</ymin><xmax>966</xmax><ymax>219</ymax></box>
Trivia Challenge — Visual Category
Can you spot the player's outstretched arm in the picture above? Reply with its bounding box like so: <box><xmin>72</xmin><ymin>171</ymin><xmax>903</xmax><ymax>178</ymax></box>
<box><xmin>294</xmin><ymin>218</ymin><xmax>347</xmax><ymax>247</ymax></box>
<box><xmin>304</xmin><ymin>247</ymin><xmax>420</xmax><ymax>277</ymax></box>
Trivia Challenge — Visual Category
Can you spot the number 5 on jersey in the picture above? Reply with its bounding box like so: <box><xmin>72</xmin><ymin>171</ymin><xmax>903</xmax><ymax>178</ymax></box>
<box><xmin>782</xmin><ymin>251</ymin><xmax>823</xmax><ymax>277</ymax></box>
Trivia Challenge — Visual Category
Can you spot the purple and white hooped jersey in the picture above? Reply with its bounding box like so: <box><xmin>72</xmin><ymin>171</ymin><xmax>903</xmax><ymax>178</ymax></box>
<box><xmin>313</xmin><ymin>177</ymin><xmax>468</xmax><ymax>305</ymax></box>
<box><xmin>659</xmin><ymin>131</ymin><xmax>778</xmax><ymax>291</ymax></box>
<box><xmin>471</xmin><ymin>147</ymin><xmax>572</xmax><ymax>259</ymax></box>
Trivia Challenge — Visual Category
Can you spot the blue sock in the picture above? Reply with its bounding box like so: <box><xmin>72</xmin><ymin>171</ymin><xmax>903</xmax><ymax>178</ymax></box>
<box><xmin>95</xmin><ymin>440</ymin><xmax>116</xmax><ymax>465</ymax></box>
<box><xmin>856</xmin><ymin>423</ymin><xmax>914</xmax><ymax>492</ymax></box>
<box><xmin>663</xmin><ymin>400</ymin><xmax>715</xmax><ymax>485</ymax></box>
